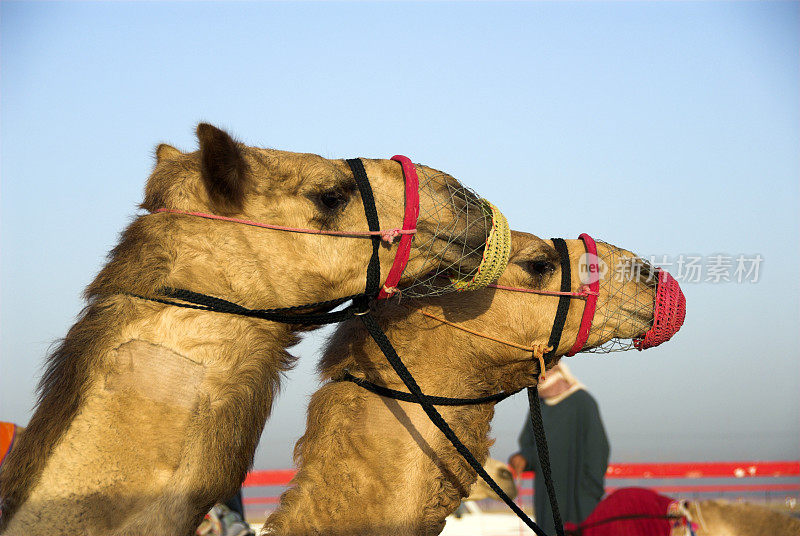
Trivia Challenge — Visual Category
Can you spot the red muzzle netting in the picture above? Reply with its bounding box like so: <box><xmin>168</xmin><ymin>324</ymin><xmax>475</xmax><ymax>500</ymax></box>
<box><xmin>562</xmin><ymin>488</ymin><xmax>691</xmax><ymax>536</ymax></box>
<box><xmin>633</xmin><ymin>269</ymin><xmax>686</xmax><ymax>350</ymax></box>
<box><xmin>580</xmin><ymin>242</ymin><xmax>686</xmax><ymax>354</ymax></box>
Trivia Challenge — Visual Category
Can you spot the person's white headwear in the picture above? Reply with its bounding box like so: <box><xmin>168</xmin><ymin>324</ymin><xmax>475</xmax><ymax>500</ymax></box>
<box><xmin>539</xmin><ymin>361</ymin><xmax>585</xmax><ymax>405</ymax></box>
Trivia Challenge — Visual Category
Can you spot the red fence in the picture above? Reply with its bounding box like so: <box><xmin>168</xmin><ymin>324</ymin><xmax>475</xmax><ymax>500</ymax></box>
<box><xmin>242</xmin><ymin>460</ymin><xmax>800</xmax><ymax>506</ymax></box>
<box><xmin>603</xmin><ymin>460</ymin><xmax>799</xmax><ymax>479</ymax></box>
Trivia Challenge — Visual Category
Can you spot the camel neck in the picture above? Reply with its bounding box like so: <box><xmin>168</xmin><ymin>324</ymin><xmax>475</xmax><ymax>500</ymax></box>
<box><xmin>266</xmin><ymin>300</ymin><xmax>542</xmax><ymax>536</ymax></box>
<box><xmin>263</xmin><ymin>380</ymin><xmax>495</xmax><ymax>536</ymax></box>
<box><xmin>1</xmin><ymin>298</ymin><xmax>294</xmax><ymax>536</ymax></box>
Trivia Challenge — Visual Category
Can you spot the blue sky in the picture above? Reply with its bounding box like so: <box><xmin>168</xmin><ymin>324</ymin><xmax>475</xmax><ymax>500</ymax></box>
<box><xmin>2</xmin><ymin>1</ymin><xmax>798</xmax><ymax>471</ymax></box>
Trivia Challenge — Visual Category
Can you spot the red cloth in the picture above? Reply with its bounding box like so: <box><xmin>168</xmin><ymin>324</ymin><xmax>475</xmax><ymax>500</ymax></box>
<box><xmin>564</xmin><ymin>488</ymin><xmax>674</xmax><ymax>536</ymax></box>
<box><xmin>0</xmin><ymin>422</ymin><xmax>17</xmax><ymax>467</ymax></box>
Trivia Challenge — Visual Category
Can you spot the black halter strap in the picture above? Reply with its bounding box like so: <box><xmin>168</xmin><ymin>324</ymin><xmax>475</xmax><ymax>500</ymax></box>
<box><xmin>533</xmin><ymin>237</ymin><xmax>571</xmax><ymax>536</ymax></box>
<box><xmin>338</xmin><ymin>370</ymin><xmax>521</xmax><ymax>405</ymax></box>
<box><xmin>357</xmin><ymin>313</ymin><xmax>555</xmax><ymax>536</ymax></box>
<box><xmin>346</xmin><ymin>158</ymin><xmax>381</xmax><ymax>300</ymax></box>
<box><xmin>339</xmin><ymin>349</ymin><xmax>564</xmax><ymax>536</ymax></box>
<box><xmin>545</xmin><ymin>238</ymin><xmax>572</xmax><ymax>361</ymax></box>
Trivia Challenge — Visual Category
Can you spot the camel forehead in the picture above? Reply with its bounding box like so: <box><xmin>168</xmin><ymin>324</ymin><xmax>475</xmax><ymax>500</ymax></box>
<box><xmin>246</xmin><ymin>147</ymin><xmax>348</xmax><ymax>190</ymax></box>
<box><xmin>250</xmin><ymin>146</ymin><xmax>341</xmax><ymax>171</ymax></box>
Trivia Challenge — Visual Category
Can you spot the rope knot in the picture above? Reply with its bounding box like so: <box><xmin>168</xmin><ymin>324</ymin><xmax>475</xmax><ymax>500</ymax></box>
<box><xmin>380</xmin><ymin>228</ymin><xmax>402</xmax><ymax>243</ymax></box>
<box><xmin>531</xmin><ymin>345</ymin><xmax>553</xmax><ymax>383</ymax></box>
<box><xmin>382</xmin><ymin>285</ymin><xmax>400</xmax><ymax>296</ymax></box>
<box><xmin>577</xmin><ymin>284</ymin><xmax>599</xmax><ymax>297</ymax></box>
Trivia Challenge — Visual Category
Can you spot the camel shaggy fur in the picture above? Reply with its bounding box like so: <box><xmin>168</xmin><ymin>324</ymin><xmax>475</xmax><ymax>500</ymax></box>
<box><xmin>0</xmin><ymin>124</ymin><xmax>490</xmax><ymax>536</ymax></box>
<box><xmin>262</xmin><ymin>231</ymin><xmax>657</xmax><ymax>536</ymax></box>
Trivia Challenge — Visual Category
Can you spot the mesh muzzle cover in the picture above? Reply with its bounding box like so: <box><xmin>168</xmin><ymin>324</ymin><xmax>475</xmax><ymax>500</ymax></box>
<box><xmin>397</xmin><ymin>166</ymin><xmax>511</xmax><ymax>298</ymax></box>
<box><xmin>579</xmin><ymin>241</ymin><xmax>686</xmax><ymax>354</ymax></box>
<box><xmin>633</xmin><ymin>269</ymin><xmax>686</xmax><ymax>350</ymax></box>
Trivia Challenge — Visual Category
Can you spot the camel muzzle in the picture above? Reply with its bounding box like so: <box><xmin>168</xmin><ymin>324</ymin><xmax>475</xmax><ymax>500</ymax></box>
<box><xmin>573</xmin><ymin>235</ymin><xmax>687</xmax><ymax>354</ymax></box>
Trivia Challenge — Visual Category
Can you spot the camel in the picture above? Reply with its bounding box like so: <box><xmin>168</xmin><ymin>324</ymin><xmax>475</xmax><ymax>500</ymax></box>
<box><xmin>675</xmin><ymin>499</ymin><xmax>800</xmax><ymax>536</ymax></box>
<box><xmin>261</xmin><ymin>231</ymin><xmax>667</xmax><ymax>536</ymax></box>
<box><xmin>455</xmin><ymin>458</ymin><xmax>518</xmax><ymax>517</ymax></box>
<box><xmin>464</xmin><ymin>458</ymin><xmax>517</xmax><ymax>503</ymax></box>
<box><xmin>0</xmin><ymin>123</ymin><xmax>495</xmax><ymax>536</ymax></box>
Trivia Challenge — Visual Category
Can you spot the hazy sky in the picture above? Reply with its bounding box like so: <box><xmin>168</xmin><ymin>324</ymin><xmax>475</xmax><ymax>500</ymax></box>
<box><xmin>2</xmin><ymin>1</ymin><xmax>798</xmax><ymax>472</ymax></box>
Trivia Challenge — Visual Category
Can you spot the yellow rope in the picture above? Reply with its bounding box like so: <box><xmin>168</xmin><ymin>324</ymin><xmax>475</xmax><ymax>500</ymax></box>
<box><xmin>451</xmin><ymin>200</ymin><xmax>511</xmax><ymax>291</ymax></box>
<box><xmin>420</xmin><ymin>310</ymin><xmax>552</xmax><ymax>382</ymax></box>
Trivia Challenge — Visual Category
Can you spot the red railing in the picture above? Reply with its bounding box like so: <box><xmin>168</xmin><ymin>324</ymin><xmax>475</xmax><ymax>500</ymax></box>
<box><xmin>241</xmin><ymin>460</ymin><xmax>800</xmax><ymax>506</ymax></box>
<box><xmin>603</xmin><ymin>460</ymin><xmax>799</xmax><ymax>479</ymax></box>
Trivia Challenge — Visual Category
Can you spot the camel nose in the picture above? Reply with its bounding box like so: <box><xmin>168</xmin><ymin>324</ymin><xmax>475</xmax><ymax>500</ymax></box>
<box><xmin>633</xmin><ymin>269</ymin><xmax>686</xmax><ymax>350</ymax></box>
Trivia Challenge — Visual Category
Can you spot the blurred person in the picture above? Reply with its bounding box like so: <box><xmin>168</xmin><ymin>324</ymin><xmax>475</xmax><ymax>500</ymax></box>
<box><xmin>508</xmin><ymin>363</ymin><xmax>609</xmax><ymax>534</ymax></box>
<box><xmin>196</xmin><ymin>490</ymin><xmax>253</xmax><ymax>536</ymax></box>
<box><xmin>196</xmin><ymin>496</ymin><xmax>252</xmax><ymax>536</ymax></box>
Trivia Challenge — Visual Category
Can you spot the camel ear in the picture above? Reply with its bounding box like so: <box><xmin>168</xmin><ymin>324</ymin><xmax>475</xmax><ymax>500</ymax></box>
<box><xmin>196</xmin><ymin>123</ymin><xmax>250</xmax><ymax>213</ymax></box>
<box><xmin>156</xmin><ymin>143</ymin><xmax>182</xmax><ymax>162</ymax></box>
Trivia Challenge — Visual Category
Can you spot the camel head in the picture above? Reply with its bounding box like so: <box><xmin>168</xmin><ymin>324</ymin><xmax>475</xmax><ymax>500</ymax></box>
<box><xmin>138</xmin><ymin>124</ymin><xmax>496</xmax><ymax>305</ymax></box>
<box><xmin>465</xmin><ymin>458</ymin><xmax>517</xmax><ymax>502</ymax></box>
<box><xmin>500</xmin><ymin>232</ymin><xmax>684</xmax><ymax>357</ymax></box>
<box><xmin>445</xmin><ymin>231</ymin><xmax>684</xmax><ymax>389</ymax></box>
<box><xmin>323</xmin><ymin>230</ymin><xmax>684</xmax><ymax>395</ymax></box>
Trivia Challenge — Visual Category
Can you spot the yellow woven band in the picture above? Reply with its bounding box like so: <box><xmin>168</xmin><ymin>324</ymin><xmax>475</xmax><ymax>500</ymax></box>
<box><xmin>451</xmin><ymin>200</ymin><xmax>511</xmax><ymax>291</ymax></box>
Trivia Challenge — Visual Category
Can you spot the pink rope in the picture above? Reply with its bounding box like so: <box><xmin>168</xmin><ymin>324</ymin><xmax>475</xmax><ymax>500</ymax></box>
<box><xmin>153</xmin><ymin>208</ymin><xmax>416</xmax><ymax>243</ymax></box>
<box><xmin>487</xmin><ymin>283</ymin><xmax>597</xmax><ymax>298</ymax></box>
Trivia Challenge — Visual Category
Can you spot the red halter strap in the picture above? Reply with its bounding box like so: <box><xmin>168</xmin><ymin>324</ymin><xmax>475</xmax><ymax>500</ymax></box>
<box><xmin>151</xmin><ymin>210</ymin><xmax>416</xmax><ymax>243</ymax></box>
<box><xmin>486</xmin><ymin>283</ymin><xmax>595</xmax><ymax>298</ymax></box>
<box><xmin>566</xmin><ymin>233</ymin><xmax>600</xmax><ymax>356</ymax></box>
<box><xmin>377</xmin><ymin>155</ymin><xmax>420</xmax><ymax>299</ymax></box>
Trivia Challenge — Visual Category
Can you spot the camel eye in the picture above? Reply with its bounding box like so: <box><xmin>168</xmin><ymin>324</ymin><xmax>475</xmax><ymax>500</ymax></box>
<box><xmin>317</xmin><ymin>189</ymin><xmax>348</xmax><ymax>211</ymax></box>
<box><xmin>528</xmin><ymin>259</ymin><xmax>555</xmax><ymax>277</ymax></box>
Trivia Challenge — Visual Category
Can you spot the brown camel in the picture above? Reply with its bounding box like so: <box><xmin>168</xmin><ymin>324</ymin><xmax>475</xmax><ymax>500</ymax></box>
<box><xmin>0</xmin><ymin>124</ymin><xmax>494</xmax><ymax>536</ymax></box>
<box><xmin>262</xmin><ymin>231</ymin><xmax>664</xmax><ymax>536</ymax></box>
<box><xmin>464</xmin><ymin>458</ymin><xmax>517</xmax><ymax>503</ymax></box>
<box><xmin>676</xmin><ymin>499</ymin><xmax>800</xmax><ymax>536</ymax></box>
